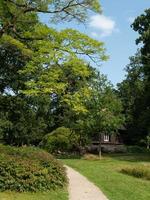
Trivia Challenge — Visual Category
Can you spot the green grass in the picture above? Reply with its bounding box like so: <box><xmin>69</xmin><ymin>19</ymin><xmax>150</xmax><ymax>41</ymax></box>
<box><xmin>0</xmin><ymin>189</ymin><xmax>68</xmax><ymax>200</ymax></box>
<box><xmin>62</xmin><ymin>153</ymin><xmax>150</xmax><ymax>200</ymax></box>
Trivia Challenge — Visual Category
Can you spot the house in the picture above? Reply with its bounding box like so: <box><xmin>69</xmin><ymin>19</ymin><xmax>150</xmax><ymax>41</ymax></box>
<box><xmin>88</xmin><ymin>131</ymin><xmax>126</xmax><ymax>153</ymax></box>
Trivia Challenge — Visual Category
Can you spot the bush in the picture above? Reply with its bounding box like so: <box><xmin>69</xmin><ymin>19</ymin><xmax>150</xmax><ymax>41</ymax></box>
<box><xmin>0</xmin><ymin>145</ymin><xmax>67</xmax><ymax>192</ymax></box>
<box><xmin>121</xmin><ymin>166</ymin><xmax>150</xmax><ymax>180</ymax></box>
<box><xmin>82</xmin><ymin>153</ymin><xmax>100</xmax><ymax>161</ymax></box>
<box><xmin>40</xmin><ymin>127</ymin><xmax>77</xmax><ymax>153</ymax></box>
<box><xmin>127</xmin><ymin>145</ymin><xmax>150</xmax><ymax>153</ymax></box>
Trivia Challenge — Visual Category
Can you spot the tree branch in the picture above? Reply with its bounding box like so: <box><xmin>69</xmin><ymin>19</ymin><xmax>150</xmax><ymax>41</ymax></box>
<box><xmin>8</xmin><ymin>0</ymin><xmax>85</xmax><ymax>15</ymax></box>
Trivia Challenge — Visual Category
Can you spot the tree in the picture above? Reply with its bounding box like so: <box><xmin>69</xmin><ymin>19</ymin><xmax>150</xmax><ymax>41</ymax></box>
<box><xmin>0</xmin><ymin>95</ymin><xmax>49</xmax><ymax>145</ymax></box>
<box><xmin>117</xmin><ymin>9</ymin><xmax>150</xmax><ymax>145</ymax></box>
<box><xmin>131</xmin><ymin>9</ymin><xmax>150</xmax><ymax>141</ymax></box>
<box><xmin>117</xmin><ymin>8</ymin><xmax>150</xmax><ymax>145</ymax></box>
<box><xmin>0</xmin><ymin>0</ymin><xmax>101</xmax><ymax>38</ymax></box>
<box><xmin>0</xmin><ymin>0</ymin><xmax>109</xmax><ymax>146</ymax></box>
<box><xmin>86</xmin><ymin>72</ymin><xmax>124</xmax><ymax>158</ymax></box>
<box><xmin>16</xmin><ymin>0</ymin><xmax>108</xmax><ymax>137</ymax></box>
<box><xmin>117</xmin><ymin>51</ymin><xmax>146</xmax><ymax>144</ymax></box>
<box><xmin>0</xmin><ymin>0</ymin><xmax>107</xmax><ymax>100</ymax></box>
<box><xmin>132</xmin><ymin>9</ymin><xmax>150</xmax><ymax>78</ymax></box>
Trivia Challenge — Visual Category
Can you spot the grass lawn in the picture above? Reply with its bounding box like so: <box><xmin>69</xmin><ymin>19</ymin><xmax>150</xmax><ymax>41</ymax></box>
<box><xmin>62</xmin><ymin>153</ymin><xmax>150</xmax><ymax>200</ymax></box>
<box><xmin>0</xmin><ymin>189</ymin><xmax>68</xmax><ymax>200</ymax></box>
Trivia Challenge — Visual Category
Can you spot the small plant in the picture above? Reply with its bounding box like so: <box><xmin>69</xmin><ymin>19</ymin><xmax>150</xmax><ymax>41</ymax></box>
<box><xmin>121</xmin><ymin>166</ymin><xmax>150</xmax><ymax>180</ymax></box>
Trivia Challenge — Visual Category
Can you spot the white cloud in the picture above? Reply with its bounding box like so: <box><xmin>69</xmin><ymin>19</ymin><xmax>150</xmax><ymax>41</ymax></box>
<box><xmin>89</xmin><ymin>14</ymin><xmax>116</xmax><ymax>37</ymax></box>
<box><xmin>128</xmin><ymin>17</ymin><xmax>135</xmax><ymax>24</ymax></box>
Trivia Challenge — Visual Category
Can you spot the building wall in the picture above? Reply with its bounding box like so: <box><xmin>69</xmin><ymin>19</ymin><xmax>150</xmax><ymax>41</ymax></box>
<box><xmin>92</xmin><ymin>133</ymin><xmax>123</xmax><ymax>145</ymax></box>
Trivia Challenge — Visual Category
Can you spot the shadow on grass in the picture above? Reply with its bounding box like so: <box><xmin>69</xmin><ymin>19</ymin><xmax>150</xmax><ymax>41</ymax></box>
<box><xmin>56</xmin><ymin>151</ymin><xmax>150</xmax><ymax>163</ymax></box>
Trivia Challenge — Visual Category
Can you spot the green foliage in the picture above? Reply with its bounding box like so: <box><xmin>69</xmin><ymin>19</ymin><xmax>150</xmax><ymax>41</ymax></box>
<box><xmin>132</xmin><ymin>9</ymin><xmax>150</xmax><ymax>70</ymax></box>
<box><xmin>117</xmin><ymin>51</ymin><xmax>143</xmax><ymax>122</ymax></box>
<box><xmin>20</xmin><ymin>28</ymin><xmax>107</xmax><ymax>98</ymax></box>
<box><xmin>0</xmin><ymin>43</ymin><xmax>28</xmax><ymax>93</ymax></box>
<box><xmin>117</xmin><ymin>51</ymin><xmax>145</xmax><ymax>144</ymax></box>
<box><xmin>121</xmin><ymin>166</ymin><xmax>150</xmax><ymax>180</ymax></box>
<box><xmin>40</xmin><ymin>127</ymin><xmax>77</xmax><ymax>153</ymax></box>
<box><xmin>87</xmin><ymin>72</ymin><xmax>124</xmax><ymax>134</ymax></box>
<box><xmin>0</xmin><ymin>96</ymin><xmax>47</xmax><ymax>145</ymax></box>
<box><xmin>127</xmin><ymin>146</ymin><xmax>150</xmax><ymax>153</ymax></box>
<box><xmin>0</xmin><ymin>0</ymin><xmax>107</xmax><ymax>147</ymax></box>
<box><xmin>1</xmin><ymin>34</ymin><xmax>32</xmax><ymax>57</ymax></box>
<box><xmin>0</xmin><ymin>145</ymin><xmax>67</xmax><ymax>192</ymax></box>
<box><xmin>132</xmin><ymin>9</ymin><xmax>150</xmax><ymax>137</ymax></box>
<box><xmin>118</xmin><ymin>9</ymin><xmax>150</xmax><ymax>145</ymax></box>
<box><xmin>60</xmin><ymin>72</ymin><xmax>124</xmax><ymax>149</ymax></box>
<box><xmin>0</xmin><ymin>0</ymin><xmax>102</xmax><ymax>40</ymax></box>
<box><xmin>0</xmin><ymin>0</ymin><xmax>122</xmax><ymax>151</ymax></box>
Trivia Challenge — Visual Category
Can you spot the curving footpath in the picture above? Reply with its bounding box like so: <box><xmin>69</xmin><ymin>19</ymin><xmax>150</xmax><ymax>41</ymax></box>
<box><xmin>65</xmin><ymin>166</ymin><xmax>109</xmax><ymax>200</ymax></box>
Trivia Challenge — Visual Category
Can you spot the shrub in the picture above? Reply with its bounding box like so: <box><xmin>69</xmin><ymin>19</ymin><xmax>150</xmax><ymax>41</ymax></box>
<box><xmin>40</xmin><ymin>127</ymin><xmax>77</xmax><ymax>153</ymax></box>
<box><xmin>127</xmin><ymin>145</ymin><xmax>149</xmax><ymax>153</ymax></box>
<box><xmin>0</xmin><ymin>145</ymin><xmax>67</xmax><ymax>192</ymax></box>
<box><xmin>121</xmin><ymin>166</ymin><xmax>150</xmax><ymax>180</ymax></box>
<box><xmin>82</xmin><ymin>153</ymin><xmax>100</xmax><ymax>161</ymax></box>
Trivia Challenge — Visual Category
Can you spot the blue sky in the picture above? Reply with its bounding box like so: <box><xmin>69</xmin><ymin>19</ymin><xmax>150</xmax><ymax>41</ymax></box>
<box><xmin>40</xmin><ymin>0</ymin><xmax>150</xmax><ymax>86</ymax></box>
<box><xmin>97</xmin><ymin>0</ymin><xmax>150</xmax><ymax>86</ymax></box>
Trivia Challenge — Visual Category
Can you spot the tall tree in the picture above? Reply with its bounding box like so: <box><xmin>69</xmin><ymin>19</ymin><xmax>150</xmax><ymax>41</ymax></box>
<box><xmin>132</xmin><ymin>9</ymin><xmax>150</xmax><ymax>143</ymax></box>
<box><xmin>86</xmin><ymin>72</ymin><xmax>124</xmax><ymax>158</ymax></box>
<box><xmin>132</xmin><ymin>9</ymin><xmax>150</xmax><ymax>134</ymax></box>
<box><xmin>117</xmin><ymin>9</ymin><xmax>150</xmax><ymax>145</ymax></box>
<box><xmin>117</xmin><ymin>51</ymin><xmax>145</xmax><ymax>144</ymax></box>
<box><xmin>0</xmin><ymin>0</ymin><xmax>109</xmax><ymax>145</ymax></box>
<box><xmin>132</xmin><ymin>9</ymin><xmax>150</xmax><ymax>78</ymax></box>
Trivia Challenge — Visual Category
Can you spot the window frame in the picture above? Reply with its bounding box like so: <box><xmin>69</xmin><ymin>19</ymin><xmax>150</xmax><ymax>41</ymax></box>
<box><xmin>104</xmin><ymin>134</ymin><xmax>110</xmax><ymax>142</ymax></box>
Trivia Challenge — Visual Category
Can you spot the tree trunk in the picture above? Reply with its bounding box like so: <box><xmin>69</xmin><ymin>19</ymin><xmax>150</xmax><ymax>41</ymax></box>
<box><xmin>147</xmin><ymin>142</ymin><xmax>149</xmax><ymax>149</ymax></box>
<box><xmin>98</xmin><ymin>133</ymin><xmax>102</xmax><ymax>159</ymax></box>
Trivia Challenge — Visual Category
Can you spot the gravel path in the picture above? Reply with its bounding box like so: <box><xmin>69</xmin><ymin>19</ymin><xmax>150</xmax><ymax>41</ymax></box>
<box><xmin>65</xmin><ymin>166</ymin><xmax>109</xmax><ymax>200</ymax></box>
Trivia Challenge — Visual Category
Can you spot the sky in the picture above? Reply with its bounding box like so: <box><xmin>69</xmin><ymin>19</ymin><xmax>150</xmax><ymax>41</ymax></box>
<box><xmin>40</xmin><ymin>0</ymin><xmax>150</xmax><ymax>86</ymax></box>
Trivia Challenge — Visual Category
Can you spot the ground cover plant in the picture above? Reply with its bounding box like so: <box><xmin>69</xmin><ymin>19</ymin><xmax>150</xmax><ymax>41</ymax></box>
<box><xmin>63</xmin><ymin>153</ymin><xmax>150</xmax><ymax>200</ymax></box>
<box><xmin>0</xmin><ymin>145</ymin><xmax>67</xmax><ymax>192</ymax></box>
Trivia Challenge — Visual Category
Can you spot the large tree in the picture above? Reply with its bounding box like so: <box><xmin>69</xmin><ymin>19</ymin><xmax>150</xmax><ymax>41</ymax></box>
<box><xmin>0</xmin><ymin>0</ymin><xmax>101</xmax><ymax>37</ymax></box>
<box><xmin>0</xmin><ymin>0</ymin><xmax>109</xmax><ymax>145</ymax></box>
<box><xmin>85</xmin><ymin>72</ymin><xmax>124</xmax><ymax>157</ymax></box>
<box><xmin>117</xmin><ymin>51</ymin><xmax>145</xmax><ymax>144</ymax></box>
<box><xmin>132</xmin><ymin>9</ymin><xmax>150</xmax><ymax>78</ymax></box>
<box><xmin>117</xmin><ymin>9</ymin><xmax>150</xmax><ymax>145</ymax></box>
<box><xmin>132</xmin><ymin>9</ymin><xmax>150</xmax><ymax>136</ymax></box>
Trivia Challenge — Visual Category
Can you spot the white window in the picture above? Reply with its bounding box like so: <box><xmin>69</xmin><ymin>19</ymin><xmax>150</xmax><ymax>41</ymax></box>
<box><xmin>104</xmin><ymin>134</ymin><xmax>110</xmax><ymax>142</ymax></box>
